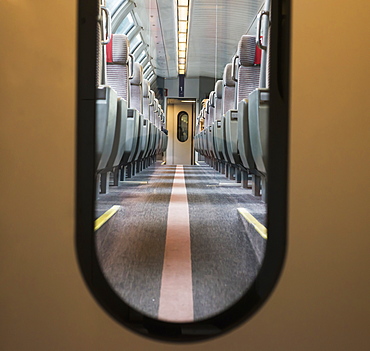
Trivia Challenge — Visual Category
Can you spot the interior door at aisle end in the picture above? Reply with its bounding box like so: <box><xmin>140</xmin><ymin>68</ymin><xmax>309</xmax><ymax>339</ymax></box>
<box><xmin>166</xmin><ymin>99</ymin><xmax>195</xmax><ymax>165</ymax></box>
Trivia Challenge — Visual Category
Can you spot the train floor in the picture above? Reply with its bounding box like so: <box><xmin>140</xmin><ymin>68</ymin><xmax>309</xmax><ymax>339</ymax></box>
<box><xmin>95</xmin><ymin>161</ymin><xmax>267</xmax><ymax>322</ymax></box>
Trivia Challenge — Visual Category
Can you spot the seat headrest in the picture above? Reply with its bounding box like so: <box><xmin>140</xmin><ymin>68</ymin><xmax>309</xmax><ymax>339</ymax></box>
<box><xmin>106</xmin><ymin>34</ymin><xmax>129</xmax><ymax>64</ymax></box>
<box><xmin>238</xmin><ymin>35</ymin><xmax>257</xmax><ymax>67</ymax></box>
<box><xmin>215</xmin><ymin>80</ymin><xmax>223</xmax><ymax>98</ymax></box>
<box><xmin>223</xmin><ymin>63</ymin><xmax>235</xmax><ymax>87</ymax></box>
<box><xmin>143</xmin><ymin>79</ymin><xmax>150</xmax><ymax>98</ymax></box>
<box><xmin>131</xmin><ymin>62</ymin><xmax>143</xmax><ymax>85</ymax></box>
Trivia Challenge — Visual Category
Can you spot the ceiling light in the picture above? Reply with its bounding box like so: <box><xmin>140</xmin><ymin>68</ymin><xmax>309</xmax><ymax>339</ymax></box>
<box><xmin>179</xmin><ymin>21</ymin><xmax>187</xmax><ymax>32</ymax></box>
<box><xmin>178</xmin><ymin>7</ymin><xmax>188</xmax><ymax>21</ymax></box>
<box><xmin>177</xmin><ymin>1</ymin><xmax>190</xmax><ymax>76</ymax></box>
<box><xmin>178</xmin><ymin>42</ymin><xmax>186</xmax><ymax>51</ymax></box>
<box><xmin>179</xmin><ymin>33</ymin><xmax>187</xmax><ymax>43</ymax></box>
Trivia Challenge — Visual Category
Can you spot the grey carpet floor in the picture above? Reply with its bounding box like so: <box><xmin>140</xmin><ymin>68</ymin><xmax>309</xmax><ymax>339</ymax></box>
<box><xmin>184</xmin><ymin>164</ymin><xmax>265</xmax><ymax>320</ymax></box>
<box><xmin>95</xmin><ymin>162</ymin><xmax>267</xmax><ymax>321</ymax></box>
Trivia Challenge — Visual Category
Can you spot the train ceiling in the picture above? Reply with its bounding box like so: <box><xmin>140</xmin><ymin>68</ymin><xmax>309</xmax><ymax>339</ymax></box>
<box><xmin>131</xmin><ymin>0</ymin><xmax>265</xmax><ymax>79</ymax></box>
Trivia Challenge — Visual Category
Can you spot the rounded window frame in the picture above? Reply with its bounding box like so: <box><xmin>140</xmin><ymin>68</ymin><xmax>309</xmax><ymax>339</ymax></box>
<box><xmin>76</xmin><ymin>0</ymin><xmax>291</xmax><ymax>343</ymax></box>
<box><xmin>177</xmin><ymin>111</ymin><xmax>189</xmax><ymax>142</ymax></box>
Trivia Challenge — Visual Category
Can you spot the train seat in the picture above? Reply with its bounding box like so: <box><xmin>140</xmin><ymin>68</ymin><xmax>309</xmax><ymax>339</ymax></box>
<box><xmin>153</xmin><ymin>98</ymin><xmax>161</xmax><ymax>155</ymax></box>
<box><xmin>95</xmin><ymin>20</ymin><xmax>120</xmax><ymax>193</ymax></box>
<box><xmin>206</xmin><ymin>92</ymin><xmax>216</xmax><ymax>159</ymax></box>
<box><xmin>248</xmin><ymin>8</ymin><xmax>271</xmax><ymax>200</ymax></box>
<box><xmin>157</xmin><ymin>107</ymin><xmax>164</xmax><ymax>154</ymax></box>
<box><xmin>223</xmin><ymin>53</ymin><xmax>252</xmax><ymax>168</ymax></box>
<box><xmin>202</xmin><ymin>104</ymin><xmax>211</xmax><ymax>158</ymax></box>
<box><xmin>148</xmin><ymin>90</ymin><xmax>158</xmax><ymax>158</ymax></box>
<box><xmin>96</xmin><ymin>88</ymin><xmax>118</xmax><ymax>173</ymax></box>
<box><xmin>131</xmin><ymin>63</ymin><xmax>150</xmax><ymax>162</ymax></box>
<box><xmin>249</xmin><ymin>88</ymin><xmax>269</xmax><ymax>175</ymax></box>
<box><xmin>220</xmin><ymin>63</ymin><xmax>235</xmax><ymax>164</ymax></box>
<box><xmin>104</xmin><ymin>34</ymin><xmax>131</xmax><ymax>172</ymax></box>
<box><xmin>142</xmin><ymin>79</ymin><xmax>155</xmax><ymax>160</ymax></box>
<box><xmin>194</xmin><ymin>110</ymin><xmax>202</xmax><ymax>155</ymax></box>
<box><xmin>194</xmin><ymin>111</ymin><xmax>202</xmax><ymax>154</ymax></box>
<box><xmin>95</xmin><ymin>25</ymin><xmax>118</xmax><ymax>176</ymax></box>
<box><xmin>159</xmin><ymin>107</ymin><xmax>167</xmax><ymax>154</ymax></box>
<box><xmin>199</xmin><ymin>108</ymin><xmax>207</xmax><ymax>156</ymax></box>
<box><xmin>236</xmin><ymin>35</ymin><xmax>261</xmax><ymax>171</ymax></box>
<box><xmin>125</xmin><ymin>62</ymin><xmax>142</xmax><ymax>165</ymax></box>
<box><xmin>212</xmin><ymin>80</ymin><xmax>225</xmax><ymax>162</ymax></box>
<box><xmin>159</xmin><ymin>108</ymin><xmax>168</xmax><ymax>154</ymax></box>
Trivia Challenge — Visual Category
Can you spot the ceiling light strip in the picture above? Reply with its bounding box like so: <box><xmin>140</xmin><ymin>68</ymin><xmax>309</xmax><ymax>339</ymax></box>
<box><xmin>177</xmin><ymin>0</ymin><xmax>189</xmax><ymax>75</ymax></box>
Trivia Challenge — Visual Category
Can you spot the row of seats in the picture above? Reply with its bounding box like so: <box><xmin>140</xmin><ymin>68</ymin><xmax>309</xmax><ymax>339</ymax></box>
<box><xmin>194</xmin><ymin>6</ymin><xmax>270</xmax><ymax>201</ymax></box>
<box><xmin>96</xmin><ymin>6</ymin><xmax>167</xmax><ymax>195</ymax></box>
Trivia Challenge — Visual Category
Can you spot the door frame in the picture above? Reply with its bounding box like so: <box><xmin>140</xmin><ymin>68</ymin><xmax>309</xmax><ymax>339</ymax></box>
<box><xmin>165</xmin><ymin>97</ymin><xmax>196</xmax><ymax>165</ymax></box>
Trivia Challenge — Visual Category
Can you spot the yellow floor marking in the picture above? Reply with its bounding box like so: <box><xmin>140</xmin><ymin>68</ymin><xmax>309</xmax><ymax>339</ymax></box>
<box><xmin>94</xmin><ymin>205</ymin><xmax>120</xmax><ymax>231</ymax></box>
<box><xmin>237</xmin><ymin>208</ymin><xmax>268</xmax><ymax>239</ymax></box>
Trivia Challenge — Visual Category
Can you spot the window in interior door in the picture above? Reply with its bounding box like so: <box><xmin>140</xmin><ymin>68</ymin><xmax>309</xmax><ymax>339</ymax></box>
<box><xmin>177</xmin><ymin>111</ymin><xmax>189</xmax><ymax>142</ymax></box>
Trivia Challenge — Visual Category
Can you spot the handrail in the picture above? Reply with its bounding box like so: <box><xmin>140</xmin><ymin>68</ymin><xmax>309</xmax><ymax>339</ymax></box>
<box><xmin>256</xmin><ymin>10</ymin><xmax>269</xmax><ymax>50</ymax></box>
<box><xmin>231</xmin><ymin>55</ymin><xmax>239</xmax><ymax>82</ymax></box>
<box><xmin>100</xmin><ymin>6</ymin><xmax>112</xmax><ymax>45</ymax></box>
<box><xmin>128</xmin><ymin>54</ymin><xmax>135</xmax><ymax>79</ymax></box>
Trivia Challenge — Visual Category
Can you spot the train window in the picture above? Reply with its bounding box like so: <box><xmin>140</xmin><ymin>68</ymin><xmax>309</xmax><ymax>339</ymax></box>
<box><xmin>177</xmin><ymin>111</ymin><xmax>189</xmax><ymax>142</ymax></box>
<box><xmin>77</xmin><ymin>0</ymin><xmax>290</xmax><ymax>343</ymax></box>
<box><xmin>115</xmin><ymin>12</ymin><xmax>134</xmax><ymax>35</ymax></box>
<box><xmin>143</xmin><ymin>61</ymin><xmax>151</xmax><ymax>74</ymax></box>
<box><xmin>129</xmin><ymin>33</ymin><xmax>142</xmax><ymax>53</ymax></box>
<box><xmin>106</xmin><ymin>0</ymin><xmax>127</xmax><ymax>16</ymax></box>
<box><xmin>137</xmin><ymin>51</ymin><xmax>146</xmax><ymax>64</ymax></box>
<box><xmin>147</xmin><ymin>71</ymin><xmax>155</xmax><ymax>82</ymax></box>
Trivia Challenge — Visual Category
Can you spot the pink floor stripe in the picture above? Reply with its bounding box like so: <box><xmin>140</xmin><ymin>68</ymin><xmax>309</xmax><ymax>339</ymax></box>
<box><xmin>158</xmin><ymin>165</ymin><xmax>194</xmax><ymax>322</ymax></box>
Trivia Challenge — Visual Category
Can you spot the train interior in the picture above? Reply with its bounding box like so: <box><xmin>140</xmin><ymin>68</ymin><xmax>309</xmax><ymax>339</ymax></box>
<box><xmin>93</xmin><ymin>0</ymin><xmax>275</xmax><ymax>324</ymax></box>
<box><xmin>2</xmin><ymin>0</ymin><xmax>370</xmax><ymax>348</ymax></box>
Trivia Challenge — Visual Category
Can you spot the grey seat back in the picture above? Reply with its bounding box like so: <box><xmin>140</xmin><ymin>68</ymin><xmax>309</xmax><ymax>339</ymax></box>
<box><xmin>237</xmin><ymin>35</ymin><xmax>260</xmax><ymax>103</ymax></box>
<box><xmin>153</xmin><ymin>98</ymin><xmax>159</xmax><ymax>127</ymax></box>
<box><xmin>102</xmin><ymin>34</ymin><xmax>132</xmax><ymax>170</ymax></box>
<box><xmin>247</xmin><ymin>1</ymin><xmax>271</xmax><ymax>200</ymax></box>
<box><xmin>203</xmin><ymin>99</ymin><xmax>210</xmax><ymax>128</ymax></box>
<box><xmin>207</xmin><ymin>92</ymin><xmax>216</xmax><ymax>159</ymax></box>
<box><xmin>236</xmin><ymin>35</ymin><xmax>261</xmax><ymax>172</ymax></box>
<box><xmin>212</xmin><ymin>80</ymin><xmax>224</xmax><ymax>160</ymax></box>
<box><xmin>214</xmin><ymin>80</ymin><xmax>223</xmax><ymax>121</ymax></box>
<box><xmin>146</xmin><ymin>90</ymin><xmax>157</xmax><ymax>156</ymax></box>
<box><xmin>129</xmin><ymin>62</ymin><xmax>143</xmax><ymax>112</ymax></box>
<box><xmin>149</xmin><ymin>90</ymin><xmax>155</xmax><ymax>124</ymax></box>
<box><xmin>142</xmin><ymin>79</ymin><xmax>150</xmax><ymax>120</ymax></box>
<box><xmin>106</xmin><ymin>34</ymin><xmax>130</xmax><ymax>101</ymax></box>
<box><xmin>95</xmin><ymin>16</ymin><xmax>118</xmax><ymax>173</ymax></box>
<box><xmin>222</xmin><ymin>63</ymin><xmax>236</xmax><ymax>115</ymax></box>
<box><xmin>208</xmin><ymin>91</ymin><xmax>215</xmax><ymax>125</ymax></box>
